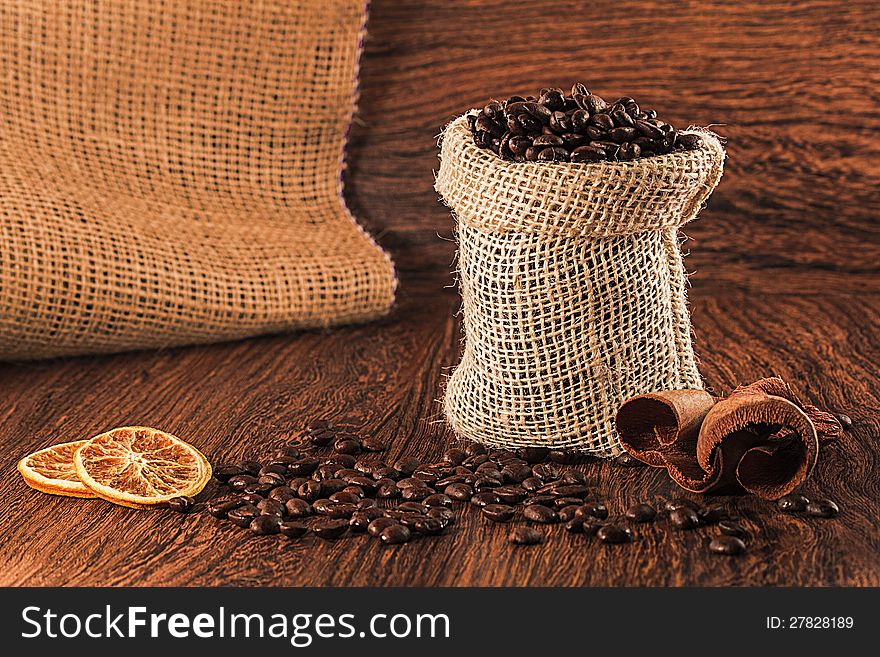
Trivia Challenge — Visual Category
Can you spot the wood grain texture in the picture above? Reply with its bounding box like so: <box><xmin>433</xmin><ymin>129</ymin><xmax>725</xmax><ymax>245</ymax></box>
<box><xmin>0</xmin><ymin>0</ymin><xmax>878</xmax><ymax>586</ymax></box>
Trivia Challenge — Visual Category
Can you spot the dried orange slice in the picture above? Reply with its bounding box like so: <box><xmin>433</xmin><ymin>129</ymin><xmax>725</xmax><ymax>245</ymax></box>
<box><xmin>18</xmin><ymin>439</ymin><xmax>97</xmax><ymax>498</ymax></box>
<box><xmin>74</xmin><ymin>426</ymin><xmax>212</xmax><ymax>509</ymax></box>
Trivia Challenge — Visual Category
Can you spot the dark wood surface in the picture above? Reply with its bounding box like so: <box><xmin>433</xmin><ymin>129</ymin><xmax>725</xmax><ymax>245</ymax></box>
<box><xmin>1</xmin><ymin>0</ymin><xmax>878</xmax><ymax>586</ymax></box>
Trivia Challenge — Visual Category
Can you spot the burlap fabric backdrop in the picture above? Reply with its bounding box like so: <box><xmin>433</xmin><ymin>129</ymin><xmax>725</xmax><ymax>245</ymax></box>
<box><xmin>436</xmin><ymin>116</ymin><xmax>725</xmax><ymax>455</ymax></box>
<box><xmin>0</xmin><ymin>1</ymin><xmax>396</xmax><ymax>360</ymax></box>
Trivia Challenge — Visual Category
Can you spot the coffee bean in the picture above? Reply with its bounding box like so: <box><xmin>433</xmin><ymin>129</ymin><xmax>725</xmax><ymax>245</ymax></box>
<box><xmin>582</xmin><ymin>518</ymin><xmax>605</xmax><ymax>537</ymax></box>
<box><xmin>427</xmin><ymin>506</ymin><xmax>455</xmax><ymax>526</ymax></box>
<box><xmin>470</xmin><ymin>491</ymin><xmax>501</xmax><ymax>507</ymax></box>
<box><xmin>297</xmin><ymin>480</ymin><xmax>322</xmax><ymax>502</ymax></box>
<box><xmin>329</xmin><ymin>491</ymin><xmax>361</xmax><ymax>504</ymax></box>
<box><xmin>168</xmin><ymin>496</ymin><xmax>195</xmax><ymax>513</ymax></box>
<box><xmin>444</xmin><ymin>482</ymin><xmax>474</xmax><ymax>501</ymax></box>
<box><xmin>287</xmin><ymin>458</ymin><xmax>320</xmax><ymax>476</ymax></box>
<box><xmin>553</xmin><ymin>497</ymin><xmax>584</xmax><ymax>510</ymax></box>
<box><xmin>561</xmin><ymin>470</ymin><xmax>587</xmax><ymax>485</ymax></box>
<box><xmin>228</xmin><ymin>504</ymin><xmax>260</xmax><ymax>527</ymax></box>
<box><xmin>482</xmin><ymin>504</ymin><xmax>515</xmax><ymax>522</ymax></box>
<box><xmin>548</xmin><ymin>450</ymin><xmax>579</xmax><ymax>465</ymax></box>
<box><xmin>350</xmin><ymin>509</ymin><xmax>384</xmax><ymax>532</ymax></box>
<box><xmin>709</xmin><ymin>536</ymin><xmax>746</xmax><ymax>556</ymax></box>
<box><xmin>257</xmin><ymin>498</ymin><xmax>285</xmax><ymax>517</ymax></box>
<box><xmin>398</xmin><ymin>502</ymin><xmax>428</xmax><ymax>514</ymax></box>
<box><xmin>442</xmin><ymin>448</ymin><xmax>467</xmax><ymax>466</ymax></box>
<box><xmin>208</xmin><ymin>498</ymin><xmax>244</xmax><ymax>518</ymax></box>
<box><xmin>494</xmin><ymin>485</ymin><xmax>527</xmax><ymax>504</ymax></box>
<box><xmin>214</xmin><ymin>465</ymin><xmax>245</xmax><ymax>483</ymax></box>
<box><xmin>574</xmin><ymin>502</ymin><xmax>608</xmax><ymax>520</ymax></box>
<box><xmin>509</xmin><ymin>526</ymin><xmax>543</xmax><ymax>545</ymax></box>
<box><xmin>313</xmin><ymin>519</ymin><xmax>349</xmax><ymax>540</ymax></box>
<box><xmin>268</xmin><ymin>486</ymin><xmax>295</xmax><ymax>503</ymax></box>
<box><xmin>367</xmin><ymin>517</ymin><xmax>398</xmax><ymax>537</ymax></box>
<box><xmin>376</xmin><ymin>483</ymin><xmax>400</xmax><ymax>499</ymax></box>
<box><xmin>464</xmin><ymin>442</ymin><xmax>486</xmax><ymax>456</ymax></box>
<box><xmin>285</xmin><ymin>498</ymin><xmax>313</xmax><ymax>518</ymax></box>
<box><xmin>531</xmin><ymin>463</ymin><xmax>557</xmax><ymax>480</ymax></box>
<box><xmin>240</xmin><ymin>492</ymin><xmax>264</xmax><ymax>505</ymax></box>
<box><xmin>243</xmin><ymin>482</ymin><xmax>273</xmax><ymax>496</ymax></box>
<box><xmin>279</xmin><ymin>521</ymin><xmax>308</xmax><ymax>538</ymax></box>
<box><xmin>597</xmin><ymin>524</ymin><xmax>632</xmax><ymax>544</ymax></box>
<box><xmin>424</xmin><ymin>494</ymin><xmax>453</xmax><ymax>508</ymax></box>
<box><xmin>239</xmin><ymin>460</ymin><xmax>262</xmax><ymax>476</ymax></box>
<box><xmin>357</xmin><ymin>498</ymin><xmax>378</xmax><ymax>509</ymax></box>
<box><xmin>549</xmin><ymin>484</ymin><xmax>589</xmax><ymax>498</ymax></box>
<box><xmin>669</xmin><ymin>507</ymin><xmax>700</xmax><ymax>530</ymax></box>
<box><xmin>777</xmin><ymin>494</ymin><xmax>810</xmax><ymax>513</ymax></box>
<box><xmin>401</xmin><ymin>486</ymin><xmax>434</xmax><ymax>501</ymax></box>
<box><xmin>524</xmin><ymin>505</ymin><xmax>558</xmax><ymax>524</ymax></box>
<box><xmin>333</xmin><ymin>438</ymin><xmax>361</xmax><ymax>455</ymax></box>
<box><xmin>326</xmin><ymin>454</ymin><xmax>357</xmax><ymax>468</ymax></box>
<box><xmin>227</xmin><ymin>474</ymin><xmax>257</xmax><ymax>491</ymax></box>
<box><xmin>380</xmin><ymin>524</ymin><xmax>411</xmax><ymax>545</ymax></box>
<box><xmin>321</xmin><ymin>478</ymin><xmax>349</xmax><ymax>495</ymax></box>
<box><xmin>394</xmin><ymin>456</ymin><xmax>421</xmax><ymax>476</ymax></box>
<box><xmin>523</xmin><ymin>495</ymin><xmax>556</xmax><ymax>508</ymax></box>
<box><xmin>558</xmin><ymin>505</ymin><xmax>581</xmax><ymax>522</ymax></box>
<box><xmin>249</xmin><ymin>515</ymin><xmax>281</xmax><ymax>535</ymax></box>
<box><xmin>501</xmin><ymin>463</ymin><xmax>532</xmax><ymax>483</ymax></box>
<box><xmin>719</xmin><ymin>521</ymin><xmax>750</xmax><ymax>540</ymax></box>
<box><xmin>625</xmin><ymin>503</ymin><xmax>656</xmax><ymax>523</ymax></box>
<box><xmin>563</xmin><ymin>518</ymin><xmax>584</xmax><ymax>533</ymax></box>
<box><xmin>323</xmin><ymin>502</ymin><xmax>358</xmax><ymax>519</ymax></box>
<box><xmin>522</xmin><ymin>477</ymin><xmax>543</xmax><ymax>492</ymax></box>
<box><xmin>806</xmin><ymin>498</ymin><xmax>839</xmax><ymax>518</ymax></box>
<box><xmin>413</xmin><ymin>517</ymin><xmax>446</xmax><ymax>535</ymax></box>
<box><xmin>664</xmin><ymin>498</ymin><xmax>700</xmax><ymax>512</ymax></box>
<box><xmin>676</xmin><ymin>133</ymin><xmax>702</xmax><ymax>150</ymax></box>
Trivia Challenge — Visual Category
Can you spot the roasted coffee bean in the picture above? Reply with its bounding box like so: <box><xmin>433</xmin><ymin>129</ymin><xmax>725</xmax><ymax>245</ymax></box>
<box><xmin>549</xmin><ymin>484</ymin><xmax>589</xmax><ymax>498</ymax></box>
<box><xmin>582</xmin><ymin>518</ymin><xmax>605</xmax><ymax>537</ymax></box>
<box><xmin>427</xmin><ymin>506</ymin><xmax>455</xmax><ymax>525</ymax></box>
<box><xmin>719</xmin><ymin>521</ymin><xmax>750</xmax><ymax>540</ymax></box>
<box><xmin>394</xmin><ymin>456</ymin><xmax>421</xmax><ymax>476</ymax></box>
<box><xmin>228</xmin><ymin>504</ymin><xmax>260</xmax><ymax>527</ymax></box>
<box><xmin>367</xmin><ymin>517</ymin><xmax>398</xmax><ymax>537</ymax></box>
<box><xmin>424</xmin><ymin>494</ymin><xmax>453</xmax><ymax>508</ymax></box>
<box><xmin>308</xmin><ymin>428</ymin><xmax>335</xmax><ymax>447</ymax></box>
<box><xmin>521</xmin><ymin>477</ymin><xmax>543</xmax><ymax>492</ymax></box>
<box><xmin>313</xmin><ymin>519</ymin><xmax>349</xmax><ymax>540</ymax></box>
<box><xmin>208</xmin><ymin>498</ymin><xmax>244</xmax><ymax>518</ymax></box>
<box><xmin>625</xmin><ymin>503</ymin><xmax>656</xmax><ymax>523</ymax></box>
<box><xmin>614</xmin><ymin>453</ymin><xmax>643</xmax><ymax>467</ymax></box>
<box><xmin>676</xmin><ymin>133</ymin><xmax>702</xmax><ymax>150</ymax></box>
<box><xmin>267</xmin><ymin>455</ymin><xmax>297</xmax><ymax>469</ymax></box>
<box><xmin>357</xmin><ymin>498</ymin><xmax>378</xmax><ymax>510</ymax></box>
<box><xmin>298</xmin><ymin>480</ymin><xmax>322</xmax><ymax>502</ymax></box>
<box><xmin>333</xmin><ymin>438</ymin><xmax>361</xmax><ymax>455</ymax></box>
<box><xmin>243</xmin><ymin>482</ymin><xmax>273</xmax><ymax>496</ymax></box>
<box><xmin>524</xmin><ymin>505</ymin><xmax>558</xmax><ymax>524</ymax></box>
<box><xmin>777</xmin><ymin>494</ymin><xmax>810</xmax><ymax>513</ymax></box>
<box><xmin>376</xmin><ymin>483</ymin><xmax>400</xmax><ymax>499</ymax></box>
<box><xmin>228</xmin><ymin>474</ymin><xmax>257</xmax><ymax>491</ymax></box>
<box><xmin>574</xmin><ymin>502</ymin><xmax>608</xmax><ymax>520</ymax></box>
<box><xmin>463</xmin><ymin>442</ymin><xmax>486</xmax><ymax>457</ymax></box>
<box><xmin>462</xmin><ymin>454</ymin><xmax>490</xmax><ymax>468</ymax></box>
<box><xmin>501</xmin><ymin>463</ymin><xmax>533</xmax><ymax>483</ymax></box>
<box><xmin>523</xmin><ymin>495</ymin><xmax>556</xmax><ymax>508</ymax></box>
<box><xmin>442</xmin><ymin>448</ymin><xmax>467</xmax><ymax>466</ymax></box>
<box><xmin>287</xmin><ymin>458</ymin><xmax>320</xmax><ymax>476</ymax></box>
<box><xmin>698</xmin><ymin>505</ymin><xmax>728</xmax><ymax>525</ymax></box>
<box><xmin>515</xmin><ymin>447</ymin><xmax>549</xmax><ymax>463</ymax></box>
<box><xmin>346</xmin><ymin>476</ymin><xmax>376</xmax><ymax>494</ymax></box>
<box><xmin>664</xmin><ymin>498</ymin><xmax>700</xmax><ymax>512</ymax></box>
<box><xmin>258</xmin><ymin>472</ymin><xmax>285</xmax><ymax>487</ymax></box>
<box><xmin>709</xmin><ymin>536</ymin><xmax>746</xmax><ymax>556</ymax></box>
<box><xmin>510</xmin><ymin>526</ymin><xmax>543</xmax><ymax>545</ymax></box>
<box><xmin>474</xmin><ymin>476</ymin><xmax>502</xmax><ymax>491</ymax></box>
<box><xmin>494</xmin><ymin>485</ymin><xmax>527</xmax><ymax>504</ymax></box>
<box><xmin>482</xmin><ymin>504</ymin><xmax>515</xmax><ymax>523</ymax></box>
<box><xmin>401</xmin><ymin>486</ymin><xmax>434</xmax><ymax>501</ymax></box>
<box><xmin>168</xmin><ymin>496</ymin><xmax>195</xmax><ymax>513</ymax></box>
<box><xmin>260</xmin><ymin>463</ymin><xmax>287</xmax><ymax>477</ymax></box>
<box><xmin>549</xmin><ymin>450</ymin><xmax>579</xmax><ymax>465</ymax></box>
<box><xmin>360</xmin><ymin>436</ymin><xmax>386</xmax><ymax>452</ymax></box>
<box><xmin>591</xmin><ymin>113</ymin><xmax>615</xmax><ymax>131</ymax></box>
<box><xmin>380</xmin><ymin>524</ymin><xmax>411</xmax><ymax>545</ymax></box>
<box><xmin>558</xmin><ymin>505</ymin><xmax>581</xmax><ymax>523</ymax></box>
<box><xmin>320</xmin><ymin>479</ymin><xmax>349</xmax><ymax>495</ymax></box>
<box><xmin>833</xmin><ymin>412</ymin><xmax>853</xmax><ymax>431</ymax></box>
<box><xmin>470</xmin><ymin>491</ymin><xmax>501</xmax><ymax>508</ymax></box>
<box><xmin>214</xmin><ymin>465</ymin><xmax>245</xmax><ymax>483</ymax></box>
<box><xmin>571</xmin><ymin>143</ymin><xmax>604</xmax><ymax>162</ymax></box>
<box><xmin>279</xmin><ymin>521</ymin><xmax>308</xmax><ymax>538</ymax></box>
<box><xmin>445</xmin><ymin>482</ymin><xmax>474</xmax><ymax>501</ymax></box>
<box><xmin>341</xmin><ymin>485</ymin><xmax>365</xmax><ymax>498</ymax></box>
<box><xmin>372</xmin><ymin>466</ymin><xmax>400</xmax><ymax>480</ymax></box>
<box><xmin>350</xmin><ymin>509</ymin><xmax>384</xmax><ymax>532</ymax></box>
<box><xmin>239</xmin><ymin>460</ymin><xmax>262</xmax><ymax>476</ymax></box>
<box><xmin>287</xmin><ymin>477</ymin><xmax>308</xmax><ymax>491</ymax></box>
<box><xmin>669</xmin><ymin>507</ymin><xmax>700</xmax><ymax>530</ymax></box>
<box><xmin>329</xmin><ymin>491</ymin><xmax>361</xmax><ymax>504</ymax></box>
<box><xmin>561</xmin><ymin>470</ymin><xmax>587</xmax><ymax>485</ymax></box>
<box><xmin>274</xmin><ymin>444</ymin><xmax>301</xmax><ymax>458</ymax></box>
<box><xmin>322</xmin><ymin>502</ymin><xmax>358</xmax><ymax>519</ymax></box>
<box><xmin>257</xmin><ymin>498</ymin><xmax>285</xmax><ymax>517</ymax></box>
<box><xmin>240</xmin><ymin>492</ymin><xmax>264</xmax><ymax>506</ymax></box>
<box><xmin>806</xmin><ymin>498</ymin><xmax>840</xmax><ymax>518</ymax></box>
<box><xmin>249</xmin><ymin>515</ymin><xmax>281</xmax><ymax>535</ymax></box>
<box><xmin>413</xmin><ymin>517</ymin><xmax>446</xmax><ymax>535</ymax></box>
<box><xmin>285</xmin><ymin>498</ymin><xmax>313</xmax><ymax>518</ymax></box>
<box><xmin>531</xmin><ymin>463</ymin><xmax>557</xmax><ymax>480</ymax></box>
<box><xmin>553</xmin><ymin>497</ymin><xmax>584</xmax><ymax>510</ymax></box>
<box><xmin>597</xmin><ymin>524</ymin><xmax>632</xmax><ymax>544</ymax></box>
<box><xmin>325</xmin><ymin>454</ymin><xmax>357</xmax><ymax>468</ymax></box>
<box><xmin>564</xmin><ymin>518</ymin><xmax>584</xmax><ymax>533</ymax></box>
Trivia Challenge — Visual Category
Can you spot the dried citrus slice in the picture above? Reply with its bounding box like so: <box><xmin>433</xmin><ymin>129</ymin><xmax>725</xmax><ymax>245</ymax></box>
<box><xmin>18</xmin><ymin>439</ymin><xmax>97</xmax><ymax>498</ymax></box>
<box><xmin>74</xmin><ymin>426</ymin><xmax>212</xmax><ymax>509</ymax></box>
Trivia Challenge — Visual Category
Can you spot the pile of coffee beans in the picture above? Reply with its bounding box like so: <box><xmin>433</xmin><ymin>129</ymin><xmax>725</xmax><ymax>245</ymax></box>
<box><xmin>173</xmin><ymin>419</ymin><xmax>840</xmax><ymax>558</ymax></box>
<box><xmin>466</xmin><ymin>83</ymin><xmax>701</xmax><ymax>163</ymax></box>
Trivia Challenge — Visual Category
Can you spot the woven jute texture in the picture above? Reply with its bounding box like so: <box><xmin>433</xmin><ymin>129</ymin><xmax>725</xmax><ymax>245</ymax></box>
<box><xmin>0</xmin><ymin>1</ymin><xmax>396</xmax><ymax>360</ymax></box>
<box><xmin>436</xmin><ymin>116</ymin><xmax>724</xmax><ymax>456</ymax></box>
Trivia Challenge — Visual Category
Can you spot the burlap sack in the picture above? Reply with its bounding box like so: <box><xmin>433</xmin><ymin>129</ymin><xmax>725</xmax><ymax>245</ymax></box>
<box><xmin>436</xmin><ymin>116</ymin><xmax>724</xmax><ymax>455</ymax></box>
<box><xmin>0</xmin><ymin>0</ymin><xmax>396</xmax><ymax>360</ymax></box>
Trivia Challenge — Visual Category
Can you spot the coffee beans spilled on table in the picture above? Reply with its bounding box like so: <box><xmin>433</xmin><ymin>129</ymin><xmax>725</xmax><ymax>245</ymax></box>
<box><xmin>184</xmin><ymin>419</ymin><xmax>840</xmax><ymax>557</ymax></box>
<box><xmin>466</xmin><ymin>83</ymin><xmax>703</xmax><ymax>163</ymax></box>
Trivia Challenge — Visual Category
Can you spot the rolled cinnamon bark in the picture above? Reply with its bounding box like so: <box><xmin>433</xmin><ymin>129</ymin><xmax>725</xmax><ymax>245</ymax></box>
<box><xmin>615</xmin><ymin>377</ymin><xmax>842</xmax><ymax>499</ymax></box>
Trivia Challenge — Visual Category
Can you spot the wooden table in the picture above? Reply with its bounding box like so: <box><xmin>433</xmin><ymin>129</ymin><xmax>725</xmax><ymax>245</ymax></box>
<box><xmin>1</xmin><ymin>0</ymin><xmax>877</xmax><ymax>586</ymax></box>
